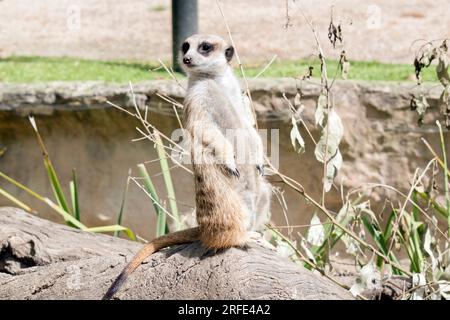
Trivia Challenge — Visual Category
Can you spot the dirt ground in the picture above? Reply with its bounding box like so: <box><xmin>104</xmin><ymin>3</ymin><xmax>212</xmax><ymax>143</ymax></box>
<box><xmin>0</xmin><ymin>0</ymin><xmax>449</xmax><ymax>64</ymax></box>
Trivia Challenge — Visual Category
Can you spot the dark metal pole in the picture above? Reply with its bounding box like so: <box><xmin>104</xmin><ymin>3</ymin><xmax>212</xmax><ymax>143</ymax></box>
<box><xmin>172</xmin><ymin>0</ymin><xmax>198</xmax><ymax>72</ymax></box>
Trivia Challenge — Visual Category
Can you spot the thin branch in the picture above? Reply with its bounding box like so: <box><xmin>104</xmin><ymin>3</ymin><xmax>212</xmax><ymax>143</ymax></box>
<box><xmin>157</xmin><ymin>59</ymin><xmax>185</xmax><ymax>91</ymax></box>
<box><xmin>253</xmin><ymin>55</ymin><xmax>278</xmax><ymax>79</ymax></box>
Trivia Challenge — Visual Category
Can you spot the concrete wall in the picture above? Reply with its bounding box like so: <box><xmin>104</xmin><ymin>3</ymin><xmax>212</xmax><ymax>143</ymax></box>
<box><xmin>0</xmin><ymin>80</ymin><xmax>447</xmax><ymax>238</ymax></box>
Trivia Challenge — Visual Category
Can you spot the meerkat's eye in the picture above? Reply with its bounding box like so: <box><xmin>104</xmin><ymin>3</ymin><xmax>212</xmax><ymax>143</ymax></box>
<box><xmin>198</xmin><ymin>42</ymin><xmax>213</xmax><ymax>54</ymax></box>
<box><xmin>181</xmin><ymin>42</ymin><xmax>190</xmax><ymax>54</ymax></box>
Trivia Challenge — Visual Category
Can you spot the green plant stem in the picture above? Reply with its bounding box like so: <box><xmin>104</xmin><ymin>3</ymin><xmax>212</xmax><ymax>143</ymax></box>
<box><xmin>154</xmin><ymin>131</ymin><xmax>180</xmax><ymax>230</ymax></box>
<box><xmin>436</xmin><ymin>122</ymin><xmax>450</xmax><ymax>234</ymax></box>
<box><xmin>87</xmin><ymin>225</ymin><xmax>135</xmax><ymax>241</ymax></box>
<box><xmin>416</xmin><ymin>190</ymin><xmax>449</xmax><ymax>219</ymax></box>
<box><xmin>1</xmin><ymin>170</ymin><xmax>86</xmax><ymax>229</ymax></box>
<box><xmin>29</xmin><ymin>116</ymin><xmax>71</xmax><ymax>214</ymax></box>
<box><xmin>0</xmin><ymin>187</ymin><xmax>35</xmax><ymax>213</ymax></box>
<box><xmin>70</xmin><ymin>168</ymin><xmax>80</xmax><ymax>221</ymax></box>
<box><xmin>137</xmin><ymin>163</ymin><xmax>168</xmax><ymax>237</ymax></box>
<box><xmin>421</xmin><ymin>138</ymin><xmax>450</xmax><ymax>179</ymax></box>
<box><xmin>0</xmin><ymin>171</ymin><xmax>45</xmax><ymax>201</ymax></box>
<box><xmin>114</xmin><ymin>170</ymin><xmax>131</xmax><ymax>237</ymax></box>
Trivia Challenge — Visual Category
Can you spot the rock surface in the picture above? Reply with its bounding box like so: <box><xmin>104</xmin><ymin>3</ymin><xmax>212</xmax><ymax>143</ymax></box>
<box><xmin>0</xmin><ymin>207</ymin><xmax>353</xmax><ymax>300</ymax></box>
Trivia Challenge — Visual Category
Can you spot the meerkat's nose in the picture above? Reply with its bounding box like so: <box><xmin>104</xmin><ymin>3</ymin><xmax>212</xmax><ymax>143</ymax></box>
<box><xmin>183</xmin><ymin>57</ymin><xmax>192</xmax><ymax>65</ymax></box>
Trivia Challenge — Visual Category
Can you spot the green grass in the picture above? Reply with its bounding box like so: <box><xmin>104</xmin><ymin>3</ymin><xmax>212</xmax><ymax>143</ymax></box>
<box><xmin>0</xmin><ymin>56</ymin><xmax>438</xmax><ymax>83</ymax></box>
<box><xmin>0</xmin><ymin>56</ymin><xmax>162</xmax><ymax>83</ymax></box>
<box><xmin>244</xmin><ymin>59</ymin><xmax>437</xmax><ymax>82</ymax></box>
<box><xmin>150</xmin><ymin>4</ymin><xmax>168</xmax><ymax>12</ymax></box>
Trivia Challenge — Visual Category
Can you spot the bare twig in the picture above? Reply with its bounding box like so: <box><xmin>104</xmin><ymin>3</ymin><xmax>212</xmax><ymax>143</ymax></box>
<box><xmin>253</xmin><ymin>55</ymin><xmax>278</xmax><ymax>79</ymax></box>
<box><xmin>157</xmin><ymin>59</ymin><xmax>185</xmax><ymax>91</ymax></box>
<box><xmin>155</xmin><ymin>93</ymin><xmax>184</xmax><ymax>109</ymax></box>
<box><xmin>130</xmin><ymin>177</ymin><xmax>177</xmax><ymax>221</ymax></box>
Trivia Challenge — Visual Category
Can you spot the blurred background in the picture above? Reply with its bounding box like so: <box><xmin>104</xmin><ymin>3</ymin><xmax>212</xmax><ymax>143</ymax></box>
<box><xmin>0</xmin><ymin>0</ymin><xmax>449</xmax><ymax>241</ymax></box>
<box><xmin>1</xmin><ymin>0</ymin><xmax>449</xmax><ymax>63</ymax></box>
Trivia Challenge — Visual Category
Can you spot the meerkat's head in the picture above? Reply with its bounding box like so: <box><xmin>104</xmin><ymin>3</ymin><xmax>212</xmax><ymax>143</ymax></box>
<box><xmin>180</xmin><ymin>34</ymin><xmax>234</xmax><ymax>77</ymax></box>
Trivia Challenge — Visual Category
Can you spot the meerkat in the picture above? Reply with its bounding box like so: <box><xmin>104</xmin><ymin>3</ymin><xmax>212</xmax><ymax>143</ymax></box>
<box><xmin>102</xmin><ymin>34</ymin><xmax>271</xmax><ymax>300</ymax></box>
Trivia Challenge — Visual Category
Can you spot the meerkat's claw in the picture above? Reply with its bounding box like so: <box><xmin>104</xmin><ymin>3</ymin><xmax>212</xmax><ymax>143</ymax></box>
<box><xmin>224</xmin><ymin>165</ymin><xmax>240</xmax><ymax>178</ymax></box>
<box><xmin>256</xmin><ymin>164</ymin><xmax>264</xmax><ymax>176</ymax></box>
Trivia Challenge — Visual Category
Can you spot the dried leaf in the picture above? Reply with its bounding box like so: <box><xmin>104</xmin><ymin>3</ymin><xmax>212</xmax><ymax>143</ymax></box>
<box><xmin>314</xmin><ymin>109</ymin><xmax>344</xmax><ymax>163</ymax></box>
<box><xmin>300</xmin><ymin>238</ymin><xmax>317</xmax><ymax>264</ymax></box>
<box><xmin>410</xmin><ymin>94</ymin><xmax>430</xmax><ymax>125</ymax></box>
<box><xmin>315</xmin><ymin>108</ymin><xmax>344</xmax><ymax>192</ymax></box>
<box><xmin>441</xmin><ymin>85</ymin><xmax>450</xmax><ymax>106</ymax></box>
<box><xmin>293</xmin><ymin>92</ymin><xmax>302</xmax><ymax>108</ymax></box>
<box><xmin>436</xmin><ymin>41</ymin><xmax>449</xmax><ymax>86</ymax></box>
<box><xmin>336</xmin><ymin>202</ymin><xmax>353</xmax><ymax>224</ymax></box>
<box><xmin>437</xmin><ymin>55</ymin><xmax>450</xmax><ymax>86</ymax></box>
<box><xmin>342</xmin><ymin>233</ymin><xmax>360</xmax><ymax>256</ymax></box>
<box><xmin>410</xmin><ymin>273</ymin><xmax>427</xmax><ymax>300</ymax></box>
<box><xmin>307</xmin><ymin>213</ymin><xmax>325</xmax><ymax>246</ymax></box>
<box><xmin>315</xmin><ymin>93</ymin><xmax>328</xmax><ymax>127</ymax></box>
<box><xmin>441</xmin><ymin>85</ymin><xmax>450</xmax><ymax>128</ymax></box>
<box><xmin>439</xmin><ymin>281</ymin><xmax>450</xmax><ymax>300</ymax></box>
<box><xmin>336</xmin><ymin>201</ymin><xmax>372</xmax><ymax>257</ymax></box>
<box><xmin>423</xmin><ymin>218</ymin><xmax>438</xmax><ymax>271</ymax></box>
<box><xmin>414</xmin><ymin>44</ymin><xmax>437</xmax><ymax>82</ymax></box>
<box><xmin>290</xmin><ymin>116</ymin><xmax>305</xmax><ymax>154</ymax></box>
<box><xmin>275</xmin><ymin>238</ymin><xmax>296</xmax><ymax>258</ymax></box>
<box><xmin>328</xmin><ymin>20</ymin><xmax>342</xmax><ymax>48</ymax></box>
<box><xmin>323</xmin><ymin>149</ymin><xmax>342</xmax><ymax>192</ymax></box>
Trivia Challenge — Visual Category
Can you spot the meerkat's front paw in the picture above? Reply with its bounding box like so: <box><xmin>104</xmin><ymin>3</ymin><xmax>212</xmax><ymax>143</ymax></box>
<box><xmin>223</xmin><ymin>164</ymin><xmax>240</xmax><ymax>178</ymax></box>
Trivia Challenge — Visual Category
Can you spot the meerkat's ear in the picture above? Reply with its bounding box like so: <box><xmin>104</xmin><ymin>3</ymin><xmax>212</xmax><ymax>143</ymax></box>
<box><xmin>225</xmin><ymin>46</ymin><xmax>234</xmax><ymax>62</ymax></box>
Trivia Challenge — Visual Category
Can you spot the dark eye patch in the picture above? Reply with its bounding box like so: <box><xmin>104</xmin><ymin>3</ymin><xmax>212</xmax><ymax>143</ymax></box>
<box><xmin>181</xmin><ymin>42</ymin><xmax>190</xmax><ymax>54</ymax></box>
<box><xmin>198</xmin><ymin>42</ymin><xmax>214</xmax><ymax>55</ymax></box>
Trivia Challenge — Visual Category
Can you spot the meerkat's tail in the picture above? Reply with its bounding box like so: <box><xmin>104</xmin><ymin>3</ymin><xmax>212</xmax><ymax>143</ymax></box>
<box><xmin>102</xmin><ymin>227</ymin><xmax>200</xmax><ymax>300</ymax></box>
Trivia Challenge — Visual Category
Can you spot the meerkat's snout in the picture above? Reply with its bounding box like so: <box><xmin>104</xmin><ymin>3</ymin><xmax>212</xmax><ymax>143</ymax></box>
<box><xmin>183</xmin><ymin>56</ymin><xmax>192</xmax><ymax>66</ymax></box>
